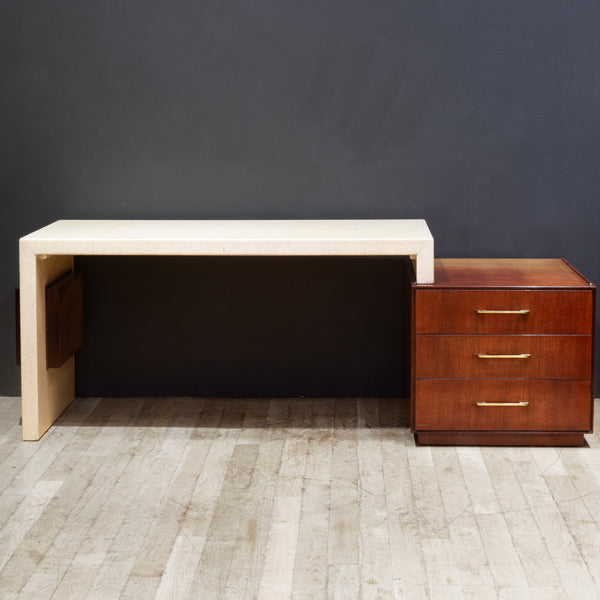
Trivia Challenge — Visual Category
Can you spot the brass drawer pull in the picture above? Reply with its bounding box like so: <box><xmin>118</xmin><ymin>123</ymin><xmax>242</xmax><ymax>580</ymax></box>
<box><xmin>476</xmin><ymin>401</ymin><xmax>530</xmax><ymax>407</ymax></box>
<box><xmin>477</xmin><ymin>353</ymin><xmax>531</xmax><ymax>359</ymax></box>
<box><xmin>476</xmin><ymin>309</ymin><xmax>530</xmax><ymax>314</ymax></box>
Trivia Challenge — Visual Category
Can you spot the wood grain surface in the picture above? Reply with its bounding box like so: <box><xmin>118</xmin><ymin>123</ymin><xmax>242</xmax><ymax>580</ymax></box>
<box><xmin>45</xmin><ymin>271</ymin><xmax>84</xmax><ymax>369</ymax></box>
<box><xmin>414</xmin><ymin>289</ymin><xmax>593</xmax><ymax>335</ymax></box>
<box><xmin>414</xmin><ymin>379</ymin><xmax>592</xmax><ymax>431</ymax></box>
<box><xmin>414</xmin><ymin>335</ymin><xmax>592</xmax><ymax>379</ymax></box>
<box><xmin>418</xmin><ymin>258</ymin><xmax>592</xmax><ymax>288</ymax></box>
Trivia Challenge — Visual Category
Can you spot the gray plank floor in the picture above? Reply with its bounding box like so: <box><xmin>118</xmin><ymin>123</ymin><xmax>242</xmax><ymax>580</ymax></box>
<box><xmin>1</xmin><ymin>396</ymin><xmax>599</xmax><ymax>600</ymax></box>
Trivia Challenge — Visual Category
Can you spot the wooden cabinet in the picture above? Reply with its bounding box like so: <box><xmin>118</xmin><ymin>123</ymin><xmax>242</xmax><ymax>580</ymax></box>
<box><xmin>411</xmin><ymin>259</ymin><xmax>595</xmax><ymax>446</ymax></box>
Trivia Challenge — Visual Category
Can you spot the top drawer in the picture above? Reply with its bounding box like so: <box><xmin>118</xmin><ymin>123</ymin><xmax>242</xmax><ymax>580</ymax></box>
<box><xmin>414</xmin><ymin>290</ymin><xmax>593</xmax><ymax>334</ymax></box>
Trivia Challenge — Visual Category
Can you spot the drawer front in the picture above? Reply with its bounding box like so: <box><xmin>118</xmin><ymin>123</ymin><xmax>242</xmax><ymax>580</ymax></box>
<box><xmin>415</xmin><ymin>335</ymin><xmax>592</xmax><ymax>379</ymax></box>
<box><xmin>414</xmin><ymin>290</ymin><xmax>593</xmax><ymax>334</ymax></box>
<box><xmin>414</xmin><ymin>379</ymin><xmax>592</xmax><ymax>431</ymax></box>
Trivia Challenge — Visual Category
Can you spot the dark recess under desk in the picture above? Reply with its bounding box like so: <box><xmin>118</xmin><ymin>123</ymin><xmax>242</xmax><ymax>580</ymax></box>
<box><xmin>74</xmin><ymin>255</ymin><xmax>412</xmax><ymax>398</ymax></box>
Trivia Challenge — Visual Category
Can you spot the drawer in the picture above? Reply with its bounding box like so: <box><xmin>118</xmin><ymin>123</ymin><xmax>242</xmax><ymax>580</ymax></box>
<box><xmin>414</xmin><ymin>379</ymin><xmax>592</xmax><ymax>431</ymax></box>
<box><xmin>415</xmin><ymin>335</ymin><xmax>592</xmax><ymax>379</ymax></box>
<box><xmin>414</xmin><ymin>290</ymin><xmax>593</xmax><ymax>334</ymax></box>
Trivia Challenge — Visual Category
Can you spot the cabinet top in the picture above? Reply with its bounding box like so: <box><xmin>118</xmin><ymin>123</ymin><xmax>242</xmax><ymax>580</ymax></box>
<box><xmin>415</xmin><ymin>258</ymin><xmax>594</xmax><ymax>289</ymax></box>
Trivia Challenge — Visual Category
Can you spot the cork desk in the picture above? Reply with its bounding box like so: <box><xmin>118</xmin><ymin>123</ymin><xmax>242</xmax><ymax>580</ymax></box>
<box><xmin>19</xmin><ymin>219</ymin><xmax>434</xmax><ymax>440</ymax></box>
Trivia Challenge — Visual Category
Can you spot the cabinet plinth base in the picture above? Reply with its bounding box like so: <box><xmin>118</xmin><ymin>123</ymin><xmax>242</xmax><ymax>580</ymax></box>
<box><xmin>414</xmin><ymin>431</ymin><xmax>586</xmax><ymax>447</ymax></box>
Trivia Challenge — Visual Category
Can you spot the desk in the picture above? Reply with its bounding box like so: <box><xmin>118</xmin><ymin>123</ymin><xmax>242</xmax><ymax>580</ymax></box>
<box><xmin>19</xmin><ymin>219</ymin><xmax>434</xmax><ymax>440</ymax></box>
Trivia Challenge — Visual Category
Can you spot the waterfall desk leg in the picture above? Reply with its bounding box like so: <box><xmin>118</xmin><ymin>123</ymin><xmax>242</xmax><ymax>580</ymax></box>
<box><xmin>20</xmin><ymin>253</ymin><xmax>76</xmax><ymax>441</ymax></box>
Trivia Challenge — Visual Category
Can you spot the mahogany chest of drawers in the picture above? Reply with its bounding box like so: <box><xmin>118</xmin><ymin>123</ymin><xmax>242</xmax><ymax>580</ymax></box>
<box><xmin>411</xmin><ymin>259</ymin><xmax>595</xmax><ymax>446</ymax></box>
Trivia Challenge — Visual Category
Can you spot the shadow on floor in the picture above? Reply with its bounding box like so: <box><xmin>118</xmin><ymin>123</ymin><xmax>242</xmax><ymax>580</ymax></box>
<box><xmin>55</xmin><ymin>397</ymin><xmax>411</xmax><ymax>430</ymax></box>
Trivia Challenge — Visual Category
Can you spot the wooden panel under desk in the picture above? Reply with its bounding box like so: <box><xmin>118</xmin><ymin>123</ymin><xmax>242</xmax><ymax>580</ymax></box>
<box><xmin>415</xmin><ymin>335</ymin><xmax>592</xmax><ymax>379</ymax></box>
<box><xmin>414</xmin><ymin>379</ymin><xmax>592</xmax><ymax>431</ymax></box>
<box><xmin>414</xmin><ymin>289</ymin><xmax>593</xmax><ymax>335</ymax></box>
<box><xmin>45</xmin><ymin>271</ymin><xmax>83</xmax><ymax>369</ymax></box>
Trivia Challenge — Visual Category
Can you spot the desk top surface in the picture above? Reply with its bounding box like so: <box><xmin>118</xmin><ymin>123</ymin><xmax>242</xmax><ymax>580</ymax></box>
<box><xmin>19</xmin><ymin>218</ymin><xmax>432</xmax><ymax>261</ymax></box>
<box><xmin>20</xmin><ymin>219</ymin><xmax>435</xmax><ymax>282</ymax></box>
<box><xmin>22</xmin><ymin>219</ymin><xmax>433</xmax><ymax>243</ymax></box>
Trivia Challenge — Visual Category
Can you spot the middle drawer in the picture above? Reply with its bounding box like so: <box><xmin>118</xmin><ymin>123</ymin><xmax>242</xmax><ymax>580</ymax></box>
<box><xmin>415</xmin><ymin>335</ymin><xmax>592</xmax><ymax>379</ymax></box>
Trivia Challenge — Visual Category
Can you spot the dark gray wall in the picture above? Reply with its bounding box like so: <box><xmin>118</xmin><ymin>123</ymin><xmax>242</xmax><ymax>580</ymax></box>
<box><xmin>2</xmin><ymin>0</ymin><xmax>600</xmax><ymax>396</ymax></box>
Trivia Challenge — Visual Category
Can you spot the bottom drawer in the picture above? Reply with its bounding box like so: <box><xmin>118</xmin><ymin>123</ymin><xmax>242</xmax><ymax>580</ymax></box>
<box><xmin>414</xmin><ymin>379</ymin><xmax>592</xmax><ymax>431</ymax></box>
